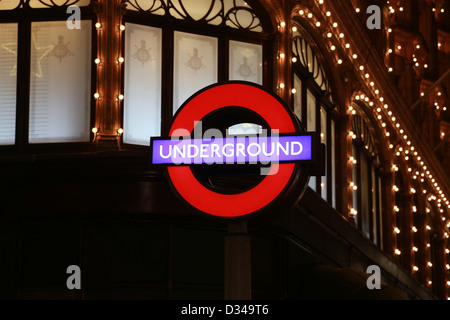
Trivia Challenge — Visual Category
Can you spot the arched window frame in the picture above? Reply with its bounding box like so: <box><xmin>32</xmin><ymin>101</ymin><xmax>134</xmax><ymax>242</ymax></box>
<box><xmin>0</xmin><ymin>0</ymin><xmax>97</xmax><ymax>150</ymax></box>
<box><xmin>349</xmin><ymin>106</ymin><xmax>385</xmax><ymax>249</ymax></box>
<box><xmin>120</xmin><ymin>0</ymin><xmax>274</xmax><ymax>146</ymax></box>
<box><xmin>290</xmin><ymin>22</ymin><xmax>338</xmax><ymax>209</ymax></box>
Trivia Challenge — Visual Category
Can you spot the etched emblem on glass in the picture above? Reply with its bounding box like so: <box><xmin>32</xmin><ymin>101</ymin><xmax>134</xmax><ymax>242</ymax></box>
<box><xmin>236</xmin><ymin>56</ymin><xmax>254</xmax><ymax>79</ymax></box>
<box><xmin>48</xmin><ymin>35</ymin><xmax>74</xmax><ymax>62</ymax></box>
<box><xmin>132</xmin><ymin>39</ymin><xmax>154</xmax><ymax>66</ymax></box>
<box><xmin>185</xmin><ymin>48</ymin><xmax>205</xmax><ymax>72</ymax></box>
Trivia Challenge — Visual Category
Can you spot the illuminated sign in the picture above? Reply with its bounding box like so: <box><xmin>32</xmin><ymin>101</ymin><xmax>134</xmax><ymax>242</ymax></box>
<box><xmin>151</xmin><ymin>82</ymin><xmax>323</xmax><ymax>219</ymax></box>
<box><xmin>151</xmin><ymin>134</ymin><xmax>313</xmax><ymax>165</ymax></box>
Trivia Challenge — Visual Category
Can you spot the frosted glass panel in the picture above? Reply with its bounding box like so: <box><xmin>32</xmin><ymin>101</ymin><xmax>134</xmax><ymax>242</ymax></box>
<box><xmin>320</xmin><ymin>107</ymin><xmax>327</xmax><ymax>200</ymax></box>
<box><xmin>174</xmin><ymin>31</ymin><xmax>217</xmax><ymax>113</ymax></box>
<box><xmin>123</xmin><ymin>23</ymin><xmax>162</xmax><ymax>146</ymax></box>
<box><xmin>29</xmin><ymin>0</ymin><xmax>90</xmax><ymax>8</ymax></box>
<box><xmin>229</xmin><ymin>40</ymin><xmax>262</xmax><ymax>84</ymax></box>
<box><xmin>0</xmin><ymin>0</ymin><xmax>21</xmax><ymax>10</ymax></box>
<box><xmin>293</xmin><ymin>74</ymin><xmax>302</xmax><ymax>121</ymax></box>
<box><xmin>125</xmin><ymin>0</ymin><xmax>165</xmax><ymax>15</ymax></box>
<box><xmin>228</xmin><ymin>123</ymin><xmax>262</xmax><ymax>135</ymax></box>
<box><xmin>29</xmin><ymin>21</ymin><xmax>91</xmax><ymax>143</ymax></box>
<box><xmin>0</xmin><ymin>23</ymin><xmax>17</xmax><ymax>145</ymax></box>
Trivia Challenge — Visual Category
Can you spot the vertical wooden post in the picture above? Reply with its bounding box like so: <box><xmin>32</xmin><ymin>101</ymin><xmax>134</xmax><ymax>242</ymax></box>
<box><xmin>224</xmin><ymin>222</ymin><xmax>252</xmax><ymax>300</ymax></box>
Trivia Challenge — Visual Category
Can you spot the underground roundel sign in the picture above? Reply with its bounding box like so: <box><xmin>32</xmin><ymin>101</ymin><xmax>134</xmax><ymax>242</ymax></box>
<box><xmin>151</xmin><ymin>82</ymin><xmax>321</xmax><ymax>220</ymax></box>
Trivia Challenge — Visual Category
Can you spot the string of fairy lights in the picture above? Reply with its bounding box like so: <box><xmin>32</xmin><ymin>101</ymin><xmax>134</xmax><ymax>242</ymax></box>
<box><xmin>92</xmin><ymin>20</ymin><xmax>125</xmax><ymax>139</ymax></box>
<box><xmin>277</xmin><ymin>0</ymin><xmax>450</xmax><ymax>295</ymax></box>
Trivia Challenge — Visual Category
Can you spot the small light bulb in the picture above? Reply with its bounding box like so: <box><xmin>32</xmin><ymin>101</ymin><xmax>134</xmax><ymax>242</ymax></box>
<box><xmin>119</xmin><ymin>24</ymin><xmax>126</xmax><ymax>31</ymax></box>
<box><xmin>91</xmin><ymin>127</ymin><xmax>98</xmax><ymax>134</ymax></box>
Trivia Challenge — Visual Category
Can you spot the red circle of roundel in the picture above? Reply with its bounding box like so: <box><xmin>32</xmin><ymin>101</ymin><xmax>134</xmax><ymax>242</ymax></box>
<box><xmin>167</xmin><ymin>82</ymin><xmax>298</xmax><ymax>218</ymax></box>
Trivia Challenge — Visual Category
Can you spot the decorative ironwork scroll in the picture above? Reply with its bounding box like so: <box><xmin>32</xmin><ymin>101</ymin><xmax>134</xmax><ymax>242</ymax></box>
<box><xmin>292</xmin><ymin>35</ymin><xmax>330</xmax><ymax>95</ymax></box>
<box><xmin>124</xmin><ymin>0</ymin><xmax>263</xmax><ymax>32</ymax></box>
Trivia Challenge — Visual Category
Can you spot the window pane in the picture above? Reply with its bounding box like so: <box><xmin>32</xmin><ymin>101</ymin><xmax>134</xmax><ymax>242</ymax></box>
<box><xmin>293</xmin><ymin>74</ymin><xmax>302</xmax><ymax>121</ymax></box>
<box><xmin>0</xmin><ymin>0</ymin><xmax>21</xmax><ymax>10</ymax></box>
<box><xmin>306</xmin><ymin>90</ymin><xmax>315</xmax><ymax>131</ymax></box>
<box><xmin>29</xmin><ymin>21</ymin><xmax>91</xmax><ymax>143</ymax></box>
<box><xmin>29</xmin><ymin>0</ymin><xmax>90</xmax><ymax>8</ymax></box>
<box><xmin>352</xmin><ymin>145</ymin><xmax>358</xmax><ymax>218</ymax></box>
<box><xmin>377</xmin><ymin>174</ymin><xmax>383</xmax><ymax>250</ymax></box>
<box><xmin>173</xmin><ymin>31</ymin><xmax>217</xmax><ymax>113</ymax></box>
<box><xmin>125</xmin><ymin>0</ymin><xmax>165</xmax><ymax>15</ymax></box>
<box><xmin>123</xmin><ymin>23</ymin><xmax>162</xmax><ymax>146</ymax></box>
<box><xmin>229</xmin><ymin>40</ymin><xmax>262</xmax><ymax>84</ymax></box>
<box><xmin>227</xmin><ymin>123</ymin><xmax>262</xmax><ymax>135</ymax></box>
<box><xmin>307</xmin><ymin>90</ymin><xmax>316</xmax><ymax>190</ymax></box>
<box><xmin>371</xmin><ymin>164</ymin><xmax>378</xmax><ymax>244</ymax></box>
<box><xmin>360</xmin><ymin>154</ymin><xmax>370</xmax><ymax>238</ymax></box>
<box><xmin>320</xmin><ymin>107</ymin><xmax>327</xmax><ymax>200</ymax></box>
<box><xmin>0</xmin><ymin>23</ymin><xmax>17</xmax><ymax>145</ymax></box>
<box><xmin>331</xmin><ymin>120</ymin><xmax>336</xmax><ymax>208</ymax></box>
<box><xmin>306</xmin><ymin>45</ymin><xmax>313</xmax><ymax>73</ymax></box>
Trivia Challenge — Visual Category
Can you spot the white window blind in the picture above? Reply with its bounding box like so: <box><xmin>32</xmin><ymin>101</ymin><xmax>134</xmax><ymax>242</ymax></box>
<box><xmin>0</xmin><ymin>23</ymin><xmax>18</xmax><ymax>145</ymax></box>
<box><xmin>123</xmin><ymin>23</ymin><xmax>162</xmax><ymax>146</ymax></box>
<box><xmin>173</xmin><ymin>31</ymin><xmax>217</xmax><ymax>114</ymax></box>
<box><xmin>229</xmin><ymin>40</ymin><xmax>262</xmax><ymax>85</ymax></box>
<box><xmin>29</xmin><ymin>21</ymin><xmax>91</xmax><ymax>143</ymax></box>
